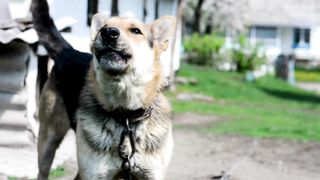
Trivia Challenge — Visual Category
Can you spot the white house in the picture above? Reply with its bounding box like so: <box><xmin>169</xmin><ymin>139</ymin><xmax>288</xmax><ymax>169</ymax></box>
<box><xmin>246</xmin><ymin>0</ymin><xmax>320</xmax><ymax>63</ymax></box>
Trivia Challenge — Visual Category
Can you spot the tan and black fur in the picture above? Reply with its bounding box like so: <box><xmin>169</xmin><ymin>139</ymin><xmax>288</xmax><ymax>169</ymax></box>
<box><xmin>32</xmin><ymin>0</ymin><xmax>175</xmax><ymax>179</ymax></box>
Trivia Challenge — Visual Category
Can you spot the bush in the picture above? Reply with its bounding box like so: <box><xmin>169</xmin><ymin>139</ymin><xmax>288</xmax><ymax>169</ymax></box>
<box><xmin>183</xmin><ymin>33</ymin><xmax>225</xmax><ymax>66</ymax></box>
<box><xmin>232</xmin><ymin>34</ymin><xmax>266</xmax><ymax>72</ymax></box>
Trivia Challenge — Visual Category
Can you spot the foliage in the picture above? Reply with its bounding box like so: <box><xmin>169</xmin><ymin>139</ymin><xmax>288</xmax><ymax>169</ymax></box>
<box><xmin>232</xmin><ymin>34</ymin><xmax>266</xmax><ymax>72</ymax></box>
<box><xmin>183</xmin><ymin>33</ymin><xmax>225</xmax><ymax>66</ymax></box>
<box><xmin>169</xmin><ymin>64</ymin><xmax>320</xmax><ymax>141</ymax></box>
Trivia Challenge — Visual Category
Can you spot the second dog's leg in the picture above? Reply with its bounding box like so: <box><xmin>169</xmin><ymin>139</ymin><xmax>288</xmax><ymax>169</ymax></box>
<box><xmin>37</xmin><ymin>123</ymin><xmax>69</xmax><ymax>180</ymax></box>
<box><xmin>37</xmin><ymin>73</ymin><xmax>70</xmax><ymax>180</ymax></box>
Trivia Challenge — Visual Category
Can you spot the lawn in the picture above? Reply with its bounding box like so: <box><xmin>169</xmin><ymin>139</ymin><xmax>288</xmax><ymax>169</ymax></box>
<box><xmin>170</xmin><ymin>64</ymin><xmax>320</xmax><ymax>141</ymax></box>
<box><xmin>295</xmin><ymin>68</ymin><xmax>320</xmax><ymax>82</ymax></box>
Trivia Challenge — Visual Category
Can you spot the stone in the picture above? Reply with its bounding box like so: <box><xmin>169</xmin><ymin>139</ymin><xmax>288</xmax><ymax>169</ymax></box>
<box><xmin>175</xmin><ymin>76</ymin><xmax>198</xmax><ymax>85</ymax></box>
<box><xmin>176</xmin><ymin>93</ymin><xmax>213</xmax><ymax>103</ymax></box>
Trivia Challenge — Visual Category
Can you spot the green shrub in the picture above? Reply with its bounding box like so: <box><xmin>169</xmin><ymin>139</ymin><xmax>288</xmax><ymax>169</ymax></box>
<box><xmin>232</xmin><ymin>34</ymin><xmax>266</xmax><ymax>72</ymax></box>
<box><xmin>183</xmin><ymin>33</ymin><xmax>225</xmax><ymax>66</ymax></box>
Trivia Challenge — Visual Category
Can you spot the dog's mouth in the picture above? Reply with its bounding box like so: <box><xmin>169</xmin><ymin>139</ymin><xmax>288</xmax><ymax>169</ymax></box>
<box><xmin>96</xmin><ymin>49</ymin><xmax>132</xmax><ymax>76</ymax></box>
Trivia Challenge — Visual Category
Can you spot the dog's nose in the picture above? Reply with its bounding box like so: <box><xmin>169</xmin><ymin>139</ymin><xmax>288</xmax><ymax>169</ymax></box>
<box><xmin>100</xmin><ymin>27</ymin><xmax>120</xmax><ymax>41</ymax></box>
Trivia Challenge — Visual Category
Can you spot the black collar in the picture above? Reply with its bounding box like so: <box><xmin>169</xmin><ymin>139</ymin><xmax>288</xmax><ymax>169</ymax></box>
<box><xmin>109</xmin><ymin>107</ymin><xmax>153</xmax><ymax>126</ymax></box>
<box><xmin>96</xmin><ymin>104</ymin><xmax>153</xmax><ymax>126</ymax></box>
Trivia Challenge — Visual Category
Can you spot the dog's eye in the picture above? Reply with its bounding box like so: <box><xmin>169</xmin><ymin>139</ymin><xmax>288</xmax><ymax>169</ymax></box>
<box><xmin>130</xmin><ymin>28</ymin><xmax>143</xmax><ymax>35</ymax></box>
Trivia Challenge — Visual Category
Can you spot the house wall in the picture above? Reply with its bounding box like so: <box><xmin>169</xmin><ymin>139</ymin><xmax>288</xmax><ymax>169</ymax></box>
<box><xmin>246</xmin><ymin>25</ymin><xmax>320</xmax><ymax>62</ymax></box>
<box><xmin>253</xmin><ymin>26</ymin><xmax>320</xmax><ymax>62</ymax></box>
<box><xmin>278</xmin><ymin>26</ymin><xmax>320</xmax><ymax>61</ymax></box>
<box><xmin>310</xmin><ymin>26</ymin><xmax>320</xmax><ymax>60</ymax></box>
<box><xmin>51</xmin><ymin>0</ymin><xmax>89</xmax><ymax>36</ymax></box>
<box><xmin>280</xmin><ymin>27</ymin><xmax>293</xmax><ymax>55</ymax></box>
<box><xmin>263</xmin><ymin>27</ymin><xmax>281</xmax><ymax>62</ymax></box>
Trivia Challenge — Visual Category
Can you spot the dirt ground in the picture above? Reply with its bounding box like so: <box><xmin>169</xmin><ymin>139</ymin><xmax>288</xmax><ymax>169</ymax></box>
<box><xmin>56</xmin><ymin>112</ymin><xmax>320</xmax><ymax>180</ymax></box>
<box><xmin>167</xmin><ymin>113</ymin><xmax>320</xmax><ymax>180</ymax></box>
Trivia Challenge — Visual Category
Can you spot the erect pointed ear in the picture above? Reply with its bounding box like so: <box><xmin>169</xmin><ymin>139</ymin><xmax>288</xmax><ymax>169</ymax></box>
<box><xmin>151</xmin><ymin>16</ymin><xmax>176</xmax><ymax>51</ymax></box>
<box><xmin>90</xmin><ymin>14</ymin><xmax>108</xmax><ymax>40</ymax></box>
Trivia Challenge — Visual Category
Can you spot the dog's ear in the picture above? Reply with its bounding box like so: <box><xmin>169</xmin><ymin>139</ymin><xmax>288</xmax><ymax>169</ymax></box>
<box><xmin>90</xmin><ymin>14</ymin><xmax>107</xmax><ymax>40</ymax></box>
<box><xmin>151</xmin><ymin>16</ymin><xmax>176</xmax><ymax>51</ymax></box>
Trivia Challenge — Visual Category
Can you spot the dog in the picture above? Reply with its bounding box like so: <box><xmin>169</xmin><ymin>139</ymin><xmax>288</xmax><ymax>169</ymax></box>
<box><xmin>31</xmin><ymin>0</ymin><xmax>175</xmax><ymax>179</ymax></box>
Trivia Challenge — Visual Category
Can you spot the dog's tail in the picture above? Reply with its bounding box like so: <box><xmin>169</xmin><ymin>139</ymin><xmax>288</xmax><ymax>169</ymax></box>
<box><xmin>31</xmin><ymin>0</ymin><xmax>72</xmax><ymax>59</ymax></box>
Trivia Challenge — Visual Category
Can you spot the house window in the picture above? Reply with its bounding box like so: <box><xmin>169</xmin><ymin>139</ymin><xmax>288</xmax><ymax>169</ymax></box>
<box><xmin>250</xmin><ymin>26</ymin><xmax>278</xmax><ymax>47</ymax></box>
<box><xmin>293</xmin><ymin>28</ymin><xmax>310</xmax><ymax>48</ymax></box>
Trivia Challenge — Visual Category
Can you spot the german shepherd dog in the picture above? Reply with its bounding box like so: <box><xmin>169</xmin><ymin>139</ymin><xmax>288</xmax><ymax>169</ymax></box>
<box><xmin>32</xmin><ymin>0</ymin><xmax>175</xmax><ymax>179</ymax></box>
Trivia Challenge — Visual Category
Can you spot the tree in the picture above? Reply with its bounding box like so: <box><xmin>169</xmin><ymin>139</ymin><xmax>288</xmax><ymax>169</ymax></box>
<box><xmin>183</xmin><ymin>0</ymin><xmax>248</xmax><ymax>35</ymax></box>
<box><xmin>192</xmin><ymin>0</ymin><xmax>205</xmax><ymax>32</ymax></box>
<box><xmin>203</xmin><ymin>0</ymin><xmax>248</xmax><ymax>34</ymax></box>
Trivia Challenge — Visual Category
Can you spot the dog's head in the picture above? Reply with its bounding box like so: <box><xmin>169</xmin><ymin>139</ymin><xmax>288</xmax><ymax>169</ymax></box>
<box><xmin>89</xmin><ymin>15</ymin><xmax>175</xmax><ymax>109</ymax></box>
<box><xmin>90</xmin><ymin>15</ymin><xmax>175</xmax><ymax>78</ymax></box>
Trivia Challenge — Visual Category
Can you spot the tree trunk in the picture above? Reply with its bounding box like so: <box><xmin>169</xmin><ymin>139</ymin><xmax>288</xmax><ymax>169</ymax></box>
<box><xmin>192</xmin><ymin>0</ymin><xmax>204</xmax><ymax>33</ymax></box>
<box><xmin>205</xmin><ymin>23</ymin><xmax>212</xmax><ymax>34</ymax></box>
<box><xmin>169</xmin><ymin>0</ymin><xmax>184</xmax><ymax>91</ymax></box>
<box><xmin>111</xmin><ymin>0</ymin><xmax>119</xmax><ymax>16</ymax></box>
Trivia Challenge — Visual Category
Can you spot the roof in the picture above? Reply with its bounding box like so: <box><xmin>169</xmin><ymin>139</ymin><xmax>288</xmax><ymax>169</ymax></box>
<box><xmin>247</xmin><ymin>0</ymin><xmax>320</xmax><ymax>27</ymax></box>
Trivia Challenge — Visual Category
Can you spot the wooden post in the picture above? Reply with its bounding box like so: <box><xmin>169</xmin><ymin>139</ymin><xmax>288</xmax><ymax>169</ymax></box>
<box><xmin>155</xmin><ymin>0</ymin><xmax>159</xmax><ymax>19</ymax></box>
<box><xmin>111</xmin><ymin>0</ymin><xmax>119</xmax><ymax>16</ymax></box>
<box><xmin>26</xmin><ymin>48</ymin><xmax>39</xmax><ymax>138</ymax></box>
<box><xmin>143</xmin><ymin>0</ymin><xmax>147</xmax><ymax>22</ymax></box>
<box><xmin>169</xmin><ymin>0</ymin><xmax>183</xmax><ymax>91</ymax></box>
<box><xmin>87</xmin><ymin>0</ymin><xmax>98</xmax><ymax>26</ymax></box>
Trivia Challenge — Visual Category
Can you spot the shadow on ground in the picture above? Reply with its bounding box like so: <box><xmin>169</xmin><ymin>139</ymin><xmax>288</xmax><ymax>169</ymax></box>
<box><xmin>260</xmin><ymin>87</ymin><xmax>320</xmax><ymax>104</ymax></box>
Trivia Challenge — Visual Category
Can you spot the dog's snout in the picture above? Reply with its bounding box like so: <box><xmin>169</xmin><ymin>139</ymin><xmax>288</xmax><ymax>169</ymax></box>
<box><xmin>100</xmin><ymin>27</ymin><xmax>120</xmax><ymax>41</ymax></box>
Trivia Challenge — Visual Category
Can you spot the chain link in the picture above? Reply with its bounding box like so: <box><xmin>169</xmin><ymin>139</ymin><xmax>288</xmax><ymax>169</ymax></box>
<box><xmin>119</xmin><ymin>119</ymin><xmax>137</xmax><ymax>180</ymax></box>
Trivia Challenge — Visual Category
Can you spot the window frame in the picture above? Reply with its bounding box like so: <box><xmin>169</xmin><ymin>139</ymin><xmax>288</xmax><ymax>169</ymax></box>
<box><xmin>293</xmin><ymin>28</ymin><xmax>311</xmax><ymax>49</ymax></box>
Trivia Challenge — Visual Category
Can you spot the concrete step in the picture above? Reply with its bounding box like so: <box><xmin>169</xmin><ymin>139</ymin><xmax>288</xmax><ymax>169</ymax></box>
<box><xmin>0</xmin><ymin>146</ymin><xmax>37</xmax><ymax>178</ymax></box>
<box><xmin>0</xmin><ymin>91</ymin><xmax>27</xmax><ymax>110</ymax></box>
<box><xmin>0</xmin><ymin>110</ymin><xmax>28</xmax><ymax>129</ymax></box>
<box><xmin>0</xmin><ymin>131</ymin><xmax>76</xmax><ymax>179</ymax></box>
<box><xmin>0</xmin><ymin>129</ymin><xmax>33</xmax><ymax>147</ymax></box>
<box><xmin>0</xmin><ymin>70</ymin><xmax>27</xmax><ymax>93</ymax></box>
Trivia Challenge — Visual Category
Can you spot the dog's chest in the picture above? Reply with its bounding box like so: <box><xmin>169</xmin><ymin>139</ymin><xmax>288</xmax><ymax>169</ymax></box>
<box><xmin>76</xmin><ymin>90</ymin><xmax>172</xmax><ymax>178</ymax></box>
<box><xmin>77</xmin><ymin>114</ymin><xmax>163</xmax><ymax>178</ymax></box>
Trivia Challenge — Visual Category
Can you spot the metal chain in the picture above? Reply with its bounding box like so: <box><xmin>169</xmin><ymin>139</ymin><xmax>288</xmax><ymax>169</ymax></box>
<box><xmin>117</xmin><ymin>107</ymin><xmax>152</xmax><ymax>180</ymax></box>
<box><xmin>119</xmin><ymin>119</ymin><xmax>137</xmax><ymax>180</ymax></box>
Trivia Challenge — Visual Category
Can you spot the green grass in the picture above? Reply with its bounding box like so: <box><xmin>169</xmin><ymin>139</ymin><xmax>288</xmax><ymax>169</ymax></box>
<box><xmin>171</xmin><ymin>64</ymin><xmax>320</xmax><ymax>141</ymax></box>
<box><xmin>8</xmin><ymin>167</ymin><xmax>65</xmax><ymax>180</ymax></box>
<box><xmin>295</xmin><ymin>69</ymin><xmax>320</xmax><ymax>82</ymax></box>
<box><xmin>49</xmin><ymin>166</ymin><xmax>65</xmax><ymax>179</ymax></box>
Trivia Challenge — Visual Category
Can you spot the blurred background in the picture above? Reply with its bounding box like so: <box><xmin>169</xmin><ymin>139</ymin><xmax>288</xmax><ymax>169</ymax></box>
<box><xmin>0</xmin><ymin>0</ymin><xmax>319</xmax><ymax>179</ymax></box>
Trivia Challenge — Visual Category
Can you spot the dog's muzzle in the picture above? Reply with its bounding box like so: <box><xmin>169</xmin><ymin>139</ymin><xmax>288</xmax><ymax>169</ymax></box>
<box><xmin>94</xmin><ymin>27</ymin><xmax>131</xmax><ymax>76</ymax></box>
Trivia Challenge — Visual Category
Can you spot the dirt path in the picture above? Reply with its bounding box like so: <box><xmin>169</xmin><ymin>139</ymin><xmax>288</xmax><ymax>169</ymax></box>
<box><xmin>167</xmin><ymin>113</ymin><xmax>320</xmax><ymax>180</ymax></box>
<box><xmin>9</xmin><ymin>113</ymin><xmax>319</xmax><ymax>180</ymax></box>
<box><xmin>297</xmin><ymin>82</ymin><xmax>320</xmax><ymax>93</ymax></box>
